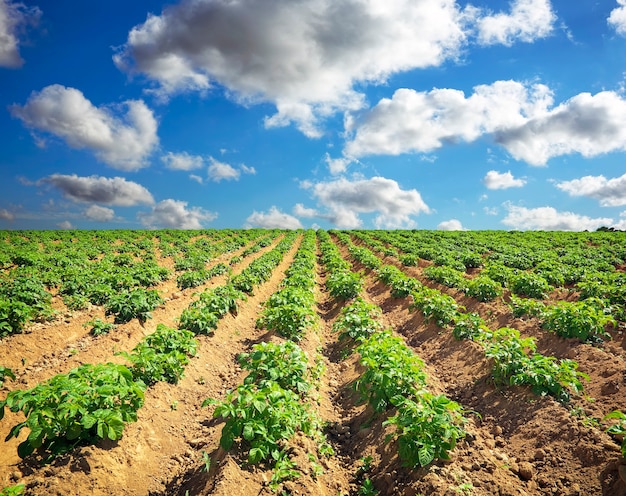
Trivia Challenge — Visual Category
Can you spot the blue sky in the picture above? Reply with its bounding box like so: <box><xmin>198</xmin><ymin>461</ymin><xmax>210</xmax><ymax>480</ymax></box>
<box><xmin>1</xmin><ymin>0</ymin><xmax>626</xmax><ymax>231</ymax></box>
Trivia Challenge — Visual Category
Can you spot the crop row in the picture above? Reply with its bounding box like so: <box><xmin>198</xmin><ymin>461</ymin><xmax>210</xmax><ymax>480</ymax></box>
<box><xmin>346</xmin><ymin>231</ymin><xmax>623</xmax><ymax>343</ymax></box>
<box><xmin>335</xmin><ymin>232</ymin><xmax>589</xmax><ymax>403</ymax></box>
<box><xmin>318</xmin><ymin>230</ymin><xmax>467</xmax><ymax>471</ymax></box>
<box><xmin>205</xmin><ymin>230</ymin><xmax>332</xmax><ymax>491</ymax></box>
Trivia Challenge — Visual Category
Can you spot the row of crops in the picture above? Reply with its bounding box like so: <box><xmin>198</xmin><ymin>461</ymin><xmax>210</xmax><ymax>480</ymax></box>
<box><xmin>1</xmin><ymin>228</ymin><xmax>626</xmax><ymax>495</ymax></box>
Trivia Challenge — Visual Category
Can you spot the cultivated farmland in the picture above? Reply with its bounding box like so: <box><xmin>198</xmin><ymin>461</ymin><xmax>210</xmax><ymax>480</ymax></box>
<box><xmin>0</xmin><ymin>229</ymin><xmax>625</xmax><ymax>495</ymax></box>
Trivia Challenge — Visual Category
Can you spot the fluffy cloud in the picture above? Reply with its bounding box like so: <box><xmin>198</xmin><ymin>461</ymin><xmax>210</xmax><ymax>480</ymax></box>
<box><xmin>161</xmin><ymin>151</ymin><xmax>204</xmax><ymax>170</ymax></box>
<box><xmin>483</xmin><ymin>170</ymin><xmax>526</xmax><ymax>189</ymax></box>
<box><xmin>11</xmin><ymin>85</ymin><xmax>158</xmax><ymax>170</ymax></box>
<box><xmin>138</xmin><ymin>199</ymin><xmax>217</xmax><ymax>229</ymax></box>
<box><xmin>245</xmin><ymin>206</ymin><xmax>303</xmax><ymax>229</ymax></box>
<box><xmin>501</xmin><ymin>204</ymin><xmax>613</xmax><ymax>231</ymax></box>
<box><xmin>324</xmin><ymin>154</ymin><xmax>352</xmax><ymax>175</ymax></box>
<box><xmin>0</xmin><ymin>208</ymin><xmax>15</xmax><ymax>221</ymax></box>
<box><xmin>207</xmin><ymin>158</ymin><xmax>256</xmax><ymax>182</ymax></box>
<box><xmin>344</xmin><ymin>80</ymin><xmax>553</xmax><ymax>157</ymax></box>
<box><xmin>114</xmin><ymin>0</ymin><xmax>478</xmax><ymax>136</ymax></box>
<box><xmin>496</xmin><ymin>91</ymin><xmax>626</xmax><ymax>165</ymax></box>
<box><xmin>555</xmin><ymin>173</ymin><xmax>626</xmax><ymax>207</ymax></box>
<box><xmin>39</xmin><ymin>174</ymin><xmax>154</xmax><ymax>206</ymax></box>
<box><xmin>293</xmin><ymin>203</ymin><xmax>318</xmax><ymax>218</ymax></box>
<box><xmin>438</xmin><ymin>219</ymin><xmax>465</xmax><ymax>230</ymax></box>
<box><xmin>207</xmin><ymin>158</ymin><xmax>240</xmax><ymax>182</ymax></box>
<box><xmin>344</xmin><ymin>82</ymin><xmax>626</xmax><ymax>166</ymax></box>
<box><xmin>0</xmin><ymin>0</ymin><xmax>41</xmax><ymax>68</ymax></box>
<box><xmin>56</xmin><ymin>220</ymin><xmax>74</xmax><ymax>230</ymax></box>
<box><xmin>304</xmin><ymin>176</ymin><xmax>430</xmax><ymax>229</ymax></box>
<box><xmin>476</xmin><ymin>0</ymin><xmax>555</xmax><ymax>46</ymax></box>
<box><xmin>608</xmin><ymin>0</ymin><xmax>626</xmax><ymax>35</ymax></box>
<box><xmin>84</xmin><ymin>205</ymin><xmax>115</xmax><ymax>222</ymax></box>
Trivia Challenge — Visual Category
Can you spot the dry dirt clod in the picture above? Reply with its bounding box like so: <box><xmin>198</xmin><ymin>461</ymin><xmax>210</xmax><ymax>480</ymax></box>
<box><xmin>518</xmin><ymin>461</ymin><xmax>534</xmax><ymax>481</ymax></box>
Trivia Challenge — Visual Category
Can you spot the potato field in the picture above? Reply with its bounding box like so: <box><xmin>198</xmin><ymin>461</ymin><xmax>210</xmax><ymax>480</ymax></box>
<box><xmin>0</xmin><ymin>228</ymin><xmax>625</xmax><ymax>496</ymax></box>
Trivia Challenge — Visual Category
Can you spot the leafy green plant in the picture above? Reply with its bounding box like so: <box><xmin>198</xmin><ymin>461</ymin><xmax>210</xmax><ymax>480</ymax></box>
<box><xmin>355</xmin><ymin>330</ymin><xmax>427</xmax><ymax>412</ymax></box>
<box><xmin>384</xmin><ymin>393</ymin><xmax>466</xmax><ymax>468</ymax></box>
<box><xmin>424</xmin><ymin>265</ymin><xmax>465</xmax><ymax>289</ymax></box>
<box><xmin>205</xmin><ymin>381</ymin><xmax>314</xmax><ymax>464</ymax></box>
<box><xmin>326</xmin><ymin>270</ymin><xmax>363</xmax><ymax>301</ymax></box>
<box><xmin>0</xmin><ymin>298</ymin><xmax>33</xmax><ymax>336</ymax></box>
<box><xmin>85</xmin><ymin>318</ymin><xmax>115</xmax><ymax>336</ymax></box>
<box><xmin>604</xmin><ymin>410</ymin><xmax>626</xmax><ymax>458</ymax></box>
<box><xmin>410</xmin><ymin>289</ymin><xmax>461</xmax><ymax>327</ymax></box>
<box><xmin>105</xmin><ymin>288</ymin><xmax>163</xmax><ymax>323</ymax></box>
<box><xmin>508</xmin><ymin>295</ymin><xmax>546</xmax><ymax>318</ymax></box>
<box><xmin>465</xmin><ymin>276</ymin><xmax>502</xmax><ymax>302</ymax></box>
<box><xmin>178</xmin><ymin>306</ymin><xmax>219</xmax><ymax>335</ymax></box>
<box><xmin>509</xmin><ymin>272</ymin><xmax>553</xmax><ymax>299</ymax></box>
<box><xmin>238</xmin><ymin>341</ymin><xmax>310</xmax><ymax>395</ymax></box>
<box><xmin>541</xmin><ymin>300</ymin><xmax>615</xmax><ymax>343</ymax></box>
<box><xmin>0</xmin><ymin>363</ymin><xmax>145</xmax><ymax>459</ymax></box>
<box><xmin>481</xmin><ymin>327</ymin><xmax>587</xmax><ymax>402</ymax></box>
<box><xmin>452</xmin><ymin>312</ymin><xmax>487</xmax><ymax>341</ymax></box>
<box><xmin>0</xmin><ymin>484</ymin><xmax>25</xmax><ymax>496</ymax></box>
<box><xmin>0</xmin><ymin>366</ymin><xmax>16</xmax><ymax>388</ymax></box>
<box><xmin>333</xmin><ymin>297</ymin><xmax>383</xmax><ymax>342</ymax></box>
<box><xmin>119</xmin><ymin>324</ymin><xmax>197</xmax><ymax>385</ymax></box>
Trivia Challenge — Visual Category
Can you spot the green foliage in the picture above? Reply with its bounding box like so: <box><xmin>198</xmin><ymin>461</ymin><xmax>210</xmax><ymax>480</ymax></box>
<box><xmin>410</xmin><ymin>288</ymin><xmax>461</xmax><ymax>327</ymax></box>
<box><xmin>481</xmin><ymin>327</ymin><xmax>587</xmax><ymax>402</ymax></box>
<box><xmin>238</xmin><ymin>341</ymin><xmax>310</xmax><ymax>395</ymax></box>
<box><xmin>178</xmin><ymin>306</ymin><xmax>219</xmax><ymax>335</ymax></box>
<box><xmin>604</xmin><ymin>410</ymin><xmax>626</xmax><ymax>458</ymax></box>
<box><xmin>326</xmin><ymin>270</ymin><xmax>363</xmax><ymax>301</ymax></box>
<box><xmin>384</xmin><ymin>393</ymin><xmax>466</xmax><ymax>468</ymax></box>
<box><xmin>105</xmin><ymin>288</ymin><xmax>163</xmax><ymax>323</ymax></box>
<box><xmin>508</xmin><ymin>295</ymin><xmax>546</xmax><ymax>318</ymax></box>
<box><xmin>0</xmin><ymin>366</ymin><xmax>16</xmax><ymax>388</ymax></box>
<box><xmin>509</xmin><ymin>272</ymin><xmax>553</xmax><ymax>299</ymax></box>
<box><xmin>465</xmin><ymin>275</ymin><xmax>502</xmax><ymax>302</ymax></box>
<box><xmin>424</xmin><ymin>265</ymin><xmax>465</xmax><ymax>289</ymax></box>
<box><xmin>85</xmin><ymin>318</ymin><xmax>115</xmax><ymax>336</ymax></box>
<box><xmin>452</xmin><ymin>312</ymin><xmax>487</xmax><ymax>341</ymax></box>
<box><xmin>0</xmin><ymin>298</ymin><xmax>32</xmax><ymax>337</ymax></box>
<box><xmin>119</xmin><ymin>324</ymin><xmax>197</xmax><ymax>385</ymax></box>
<box><xmin>206</xmin><ymin>381</ymin><xmax>315</xmax><ymax>464</ymax></box>
<box><xmin>0</xmin><ymin>363</ymin><xmax>145</xmax><ymax>459</ymax></box>
<box><xmin>541</xmin><ymin>300</ymin><xmax>615</xmax><ymax>343</ymax></box>
<box><xmin>0</xmin><ymin>485</ymin><xmax>25</xmax><ymax>496</ymax></box>
<box><xmin>355</xmin><ymin>331</ymin><xmax>427</xmax><ymax>412</ymax></box>
<box><xmin>333</xmin><ymin>297</ymin><xmax>383</xmax><ymax>342</ymax></box>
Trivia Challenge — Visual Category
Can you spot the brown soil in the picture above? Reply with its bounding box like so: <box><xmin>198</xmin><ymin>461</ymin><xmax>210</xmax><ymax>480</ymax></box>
<box><xmin>0</xmin><ymin>231</ymin><xmax>625</xmax><ymax>496</ymax></box>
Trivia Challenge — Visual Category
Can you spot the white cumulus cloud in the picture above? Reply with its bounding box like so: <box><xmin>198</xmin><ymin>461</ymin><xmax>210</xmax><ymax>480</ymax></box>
<box><xmin>483</xmin><ymin>170</ymin><xmax>526</xmax><ymax>189</ymax></box>
<box><xmin>11</xmin><ymin>85</ymin><xmax>158</xmax><ymax>170</ymax></box>
<box><xmin>0</xmin><ymin>208</ymin><xmax>15</xmax><ymax>221</ymax></box>
<box><xmin>207</xmin><ymin>158</ymin><xmax>241</xmax><ymax>182</ymax></box>
<box><xmin>496</xmin><ymin>91</ymin><xmax>626</xmax><ymax>165</ymax></box>
<box><xmin>476</xmin><ymin>0</ymin><xmax>555</xmax><ymax>46</ymax></box>
<box><xmin>39</xmin><ymin>174</ymin><xmax>154</xmax><ymax>206</ymax></box>
<box><xmin>344</xmin><ymin>80</ymin><xmax>553</xmax><ymax>157</ymax></box>
<box><xmin>113</xmin><ymin>0</ymin><xmax>478</xmax><ymax>136</ymax></box>
<box><xmin>245</xmin><ymin>206</ymin><xmax>303</xmax><ymax>229</ymax></box>
<box><xmin>438</xmin><ymin>219</ymin><xmax>465</xmax><ymax>230</ymax></box>
<box><xmin>501</xmin><ymin>204</ymin><xmax>613</xmax><ymax>231</ymax></box>
<box><xmin>608</xmin><ymin>0</ymin><xmax>626</xmax><ymax>35</ymax></box>
<box><xmin>138</xmin><ymin>199</ymin><xmax>217</xmax><ymax>229</ymax></box>
<box><xmin>344</xmin><ymin>82</ymin><xmax>626</xmax><ymax>166</ymax></box>
<box><xmin>0</xmin><ymin>0</ymin><xmax>41</xmax><ymax>68</ymax></box>
<box><xmin>161</xmin><ymin>151</ymin><xmax>204</xmax><ymax>170</ymax></box>
<box><xmin>555</xmin><ymin>172</ymin><xmax>626</xmax><ymax>207</ymax></box>
<box><xmin>84</xmin><ymin>205</ymin><xmax>115</xmax><ymax>222</ymax></box>
<box><xmin>304</xmin><ymin>176</ymin><xmax>430</xmax><ymax>229</ymax></box>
